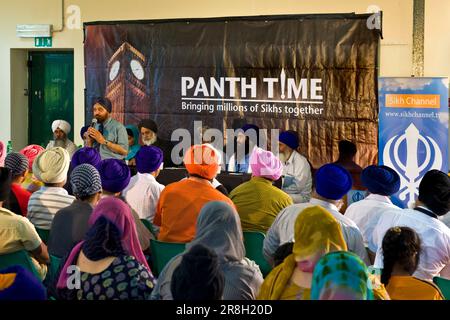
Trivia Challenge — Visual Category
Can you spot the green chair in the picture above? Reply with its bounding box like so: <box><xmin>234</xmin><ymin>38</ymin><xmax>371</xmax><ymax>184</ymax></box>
<box><xmin>150</xmin><ymin>239</ymin><xmax>186</xmax><ymax>277</ymax></box>
<box><xmin>433</xmin><ymin>276</ymin><xmax>450</xmax><ymax>300</ymax></box>
<box><xmin>141</xmin><ymin>219</ymin><xmax>157</xmax><ymax>237</ymax></box>
<box><xmin>45</xmin><ymin>255</ymin><xmax>62</xmax><ymax>283</ymax></box>
<box><xmin>36</xmin><ymin>228</ymin><xmax>50</xmax><ymax>244</ymax></box>
<box><xmin>243</xmin><ymin>231</ymin><xmax>272</xmax><ymax>277</ymax></box>
<box><xmin>0</xmin><ymin>250</ymin><xmax>41</xmax><ymax>280</ymax></box>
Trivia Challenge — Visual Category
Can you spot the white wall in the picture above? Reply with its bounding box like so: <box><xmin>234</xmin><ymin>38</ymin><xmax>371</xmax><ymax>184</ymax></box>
<box><xmin>1</xmin><ymin>0</ymin><xmax>447</xmax><ymax>147</ymax></box>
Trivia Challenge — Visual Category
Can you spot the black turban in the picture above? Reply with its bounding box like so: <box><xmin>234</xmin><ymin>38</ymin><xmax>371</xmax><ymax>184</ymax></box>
<box><xmin>418</xmin><ymin>170</ymin><xmax>450</xmax><ymax>216</ymax></box>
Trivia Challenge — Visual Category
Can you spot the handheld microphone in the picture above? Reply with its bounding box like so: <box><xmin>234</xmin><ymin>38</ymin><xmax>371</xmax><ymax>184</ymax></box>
<box><xmin>90</xmin><ymin>118</ymin><xmax>97</xmax><ymax>128</ymax></box>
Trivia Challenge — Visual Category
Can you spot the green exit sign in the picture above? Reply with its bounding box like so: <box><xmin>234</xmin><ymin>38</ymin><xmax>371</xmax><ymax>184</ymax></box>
<box><xmin>35</xmin><ymin>37</ymin><xmax>52</xmax><ymax>47</ymax></box>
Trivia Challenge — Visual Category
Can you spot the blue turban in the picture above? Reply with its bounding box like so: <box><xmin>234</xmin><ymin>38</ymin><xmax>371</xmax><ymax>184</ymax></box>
<box><xmin>71</xmin><ymin>147</ymin><xmax>101</xmax><ymax>169</ymax></box>
<box><xmin>80</xmin><ymin>125</ymin><xmax>89</xmax><ymax>140</ymax></box>
<box><xmin>361</xmin><ymin>165</ymin><xmax>400</xmax><ymax>196</ymax></box>
<box><xmin>136</xmin><ymin>146</ymin><xmax>164</xmax><ymax>174</ymax></box>
<box><xmin>315</xmin><ymin>164</ymin><xmax>353</xmax><ymax>200</ymax></box>
<box><xmin>279</xmin><ymin>131</ymin><xmax>299</xmax><ymax>150</ymax></box>
<box><xmin>98</xmin><ymin>159</ymin><xmax>131</xmax><ymax>193</ymax></box>
<box><xmin>0</xmin><ymin>266</ymin><xmax>47</xmax><ymax>300</ymax></box>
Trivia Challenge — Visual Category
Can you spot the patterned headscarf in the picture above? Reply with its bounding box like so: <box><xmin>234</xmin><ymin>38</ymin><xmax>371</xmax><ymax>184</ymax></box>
<box><xmin>5</xmin><ymin>152</ymin><xmax>29</xmax><ymax>176</ymax></box>
<box><xmin>70</xmin><ymin>164</ymin><xmax>102</xmax><ymax>198</ymax></box>
<box><xmin>311</xmin><ymin>251</ymin><xmax>374</xmax><ymax>300</ymax></box>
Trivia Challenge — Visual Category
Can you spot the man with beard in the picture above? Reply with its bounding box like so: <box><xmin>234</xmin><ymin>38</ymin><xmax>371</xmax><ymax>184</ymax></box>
<box><xmin>278</xmin><ymin>130</ymin><xmax>312</xmax><ymax>203</ymax></box>
<box><xmin>138</xmin><ymin>119</ymin><xmax>175</xmax><ymax>167</ymax></box>
<box><xmin>86</xmin><ymin>97</ymin><xmax>128</xmax><ymax>160</ymax></box>
<box><xmin>46</xmin><ymin>120</ymin><xmax>77</xmax><ymax>158</ymax></box>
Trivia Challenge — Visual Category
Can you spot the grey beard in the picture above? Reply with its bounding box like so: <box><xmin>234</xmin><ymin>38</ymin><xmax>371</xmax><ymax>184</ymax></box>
<box><xmin>54</xmin><ymin>138</ymin><xmax>67</xmax><ymax>148</ymax></box>
<box><xmin>142</xmin><ymin>136</ymin><xmax>157</xmax><ymax>146</ymax></box>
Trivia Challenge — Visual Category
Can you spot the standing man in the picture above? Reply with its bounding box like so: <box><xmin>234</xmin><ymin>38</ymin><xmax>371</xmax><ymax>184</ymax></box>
<box><xmin>138</xmin><ymin>119</ymin><xmax>174</xmax><ymax>167</ymax></box>
<box><xmin>46</xmin><ymin>120</ymin><xmax>77</xmax><ymax>158</ymax></box>
<box><xmin>278</xmin><ymin>130</ymin><xmax>312</xmax><ymax>203</ymax></box>
<box><xmin>86</xmin><ymin>97</ymin><xmax>128</xmax><ymax>160</ymax></box>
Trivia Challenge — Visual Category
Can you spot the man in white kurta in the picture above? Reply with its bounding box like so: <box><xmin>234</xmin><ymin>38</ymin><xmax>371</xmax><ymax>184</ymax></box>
<box><xmin>345</xmin><ymin>165</ymin><xmax>401</xmax><ymax>252</ymax></box>
<box><xmin>278</xmin><ymin>131</ymin><xmax>312</xmax><ymax>203</ymax></box>
<box><xmin>122</xmin><ymin>145</ymin><xmax>164</xmax><ymax>227</ymax></box>
<box><xmin>46</xmin><ymin>120</ymin><xmax>77</xmax><ymax>158</ymax></box>
<box><xmin>372</xmin><ymin>170</ymin><xmax>450</xmax><ymax>281</ymax></box>
<box><xmin>263</xmin><ymin>163</ymin><xmax>369</xmax><ymax>267</ymax></box>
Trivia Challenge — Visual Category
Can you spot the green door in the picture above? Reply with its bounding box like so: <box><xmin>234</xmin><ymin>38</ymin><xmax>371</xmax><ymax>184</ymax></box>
<box><xmin>29</xmin><ymin>52</ymin><xmax>74</xmax><ymax>147</ymax></box>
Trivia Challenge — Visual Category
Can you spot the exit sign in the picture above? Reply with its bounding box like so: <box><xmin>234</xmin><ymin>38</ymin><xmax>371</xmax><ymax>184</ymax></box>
<box><xmin>35</xmin><ymin>37</ymin><xmax>52</xmax><ymax>47</ymax></box>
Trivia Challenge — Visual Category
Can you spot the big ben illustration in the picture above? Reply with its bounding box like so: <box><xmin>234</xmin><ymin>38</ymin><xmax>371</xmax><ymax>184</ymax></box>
<box><xmin>105</xmin><ymin>42</ymin><xmax>150</xmax><ymax>125</ymax></box>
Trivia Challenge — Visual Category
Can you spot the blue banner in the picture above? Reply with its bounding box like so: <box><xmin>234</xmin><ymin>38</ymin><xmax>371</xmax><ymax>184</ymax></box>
<box><xmin>379</xmin><ymin>77</ymin><xmax>449</xmax><ymax>208</ymax></box>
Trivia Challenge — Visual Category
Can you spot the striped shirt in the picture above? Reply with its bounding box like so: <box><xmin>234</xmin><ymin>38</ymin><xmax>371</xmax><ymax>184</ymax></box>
<box><xmin>27</xmin><ymin>187</ymin><xmax>75</xmax><ymax>230</ymax></box>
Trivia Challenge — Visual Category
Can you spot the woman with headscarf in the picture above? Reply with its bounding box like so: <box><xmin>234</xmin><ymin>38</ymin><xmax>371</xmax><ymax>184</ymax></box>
<box><xmin>151</xmin><ymin>201</ymin><xmax>263</xmax><ymax>300</ymax></box>
<box><xmin>19</xmin><ymin>145</ymin><xmax>45</xmax><ymax>193</ymax></box>
<box><xmin>56</xmin><ymin>197</ymin><xmax>155</xmax><ymax>300</ymax></box>
<box><xmin>311</xmin><ymin>251</ymin><xmax>374</xmax><ymax>300</ymax></box>
<box><xmin>258</xmin><ymin>206</ymin><xmax>347</xmax><ymax>300</ymax></box>
<box><xmin>125</xmin><ymin>125</ymin><xmax>141</xmax><ymax>166</ymax></box>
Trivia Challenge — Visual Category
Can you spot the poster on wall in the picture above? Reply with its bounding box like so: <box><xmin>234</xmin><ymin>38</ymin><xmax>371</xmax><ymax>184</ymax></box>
<box><xmin>379</xmin><ymin>77</ymin><xmax>449</xmax><ymax>208</ymax></box>
<box><xmin>84</xmin><ymin>14</ymin><xmax>382</xmax><ymax>168</ymax></box>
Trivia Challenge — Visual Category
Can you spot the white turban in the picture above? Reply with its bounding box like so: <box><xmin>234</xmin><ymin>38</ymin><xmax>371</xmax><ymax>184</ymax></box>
<box><xmin>33</xmin><ymin>147</ymin><xmax>70</xmax><ymax>184</ymax></box>
<box><xmin>52</xmin><ymin>120</ymin><xmax>71</xmax><ymax>135</ymax></box>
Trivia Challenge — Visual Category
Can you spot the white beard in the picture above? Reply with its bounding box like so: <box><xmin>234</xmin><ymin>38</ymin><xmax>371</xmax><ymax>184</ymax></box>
<box><xmin>54</xmin><ymin>138</ymin><xmax>67</xmax><ymax>149</ymax></box>
<box><xmin>278</xmin><ymin>152</ymin><xmax>287</xmax><ymax>163</ymax></box>
<box><xmin>142</xmin><ymin>136</ymin><xmax>157</xmax><ymax>146</ymax></box>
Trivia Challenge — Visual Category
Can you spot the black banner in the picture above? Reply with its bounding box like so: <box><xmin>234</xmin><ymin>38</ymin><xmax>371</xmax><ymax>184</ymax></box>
<box><xmin>84</xmin><ymin>13</ymin><xmax>382</xmax><ymax>168</ymax></box>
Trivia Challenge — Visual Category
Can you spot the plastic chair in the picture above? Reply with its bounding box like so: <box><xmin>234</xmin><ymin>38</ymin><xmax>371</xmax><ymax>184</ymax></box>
<box><xmin>45</xmin><ymin>255</ymin><xmax>62</xmax><ymax>283</ymax></box>
<box><xmin>0</xmin><ymin>250</ymin><xmax>41</xmax><ymax>280</ymax></box>
<box><xmin>243</xmin><ymin>231</ymin><xmax>272</xmax><ymax>277</ymax></box>
<box><xmin>433</xmin><ymin>276</ymin><xmax>450</xmax><ymax>300</ymax></box>
<box><xmin>141</xmin><ymin>219</ymin><xmax>157</xmax><ymax>237</ymax></box>
<box><xmin>36</xmin><ymin>228</ymin><xmax>50</xmax><ymax>244</ymax></box>
<box><xmin>150</xmin><ymin>239</ymin><xmax>186</xmax><ymax>277</ymax></box>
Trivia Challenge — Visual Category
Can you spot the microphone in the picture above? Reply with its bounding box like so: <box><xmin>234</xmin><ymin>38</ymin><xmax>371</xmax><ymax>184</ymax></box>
<box><xmin>90</xmin><ymin>118</ymin><xmax>97</xmax><ymax>128</ymax></box>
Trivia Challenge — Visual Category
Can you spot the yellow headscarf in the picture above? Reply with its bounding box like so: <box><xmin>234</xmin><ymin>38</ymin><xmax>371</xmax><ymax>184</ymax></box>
<box><xmin>293</xmin><ymin>206</ymin><xmax>347</xmax><ymax>272</ymax></box>
<box><xmin>258</xmin><ymin>206</ymin><xmax>347</xmax><ymax>300</ymax></box>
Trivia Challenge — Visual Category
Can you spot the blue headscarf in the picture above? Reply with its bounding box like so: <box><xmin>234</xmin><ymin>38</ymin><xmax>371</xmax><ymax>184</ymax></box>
<box><xmin>311</xmin><ymin>251</ymin><xmax>374</xmax><ymax>300</ymax></box>
<box><xmin>125</xmin><ymin>125</ymin><xmax>141</xmax><ymax>161</ymax></box>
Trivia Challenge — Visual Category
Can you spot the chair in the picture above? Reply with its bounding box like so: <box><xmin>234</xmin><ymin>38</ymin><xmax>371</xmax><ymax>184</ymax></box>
<box><xmin>36</xmin><ymin>228</ymin><xmax>50</xmax><ymax>244</ymax></box>
<box><xmin>243</xmin><ymin>231</ymin><xmax>272</xmax><ymax>277</ymax></box>
<box><xmin>141</xmin><ymin>219</ymin><xmax>157</xmax><ymax>237</ymax></box>
<box><xmin>433</xmin><ymin>276</ymin><xmax>450</xmax><ymax>300</ymax></box>
<box><xmin>150</xmin><ymin>239</ymin><xmax>186</xmax><ymax>277</ymax></box>
<box><xmin>0</xmin><ymin>250</ymin><xmax>41</xmax><ymax>280</ymax></box>
<box><xmin>45</xmin><ymin>255</ymin><xmax>62</xmax><ymax>283</ymax></box>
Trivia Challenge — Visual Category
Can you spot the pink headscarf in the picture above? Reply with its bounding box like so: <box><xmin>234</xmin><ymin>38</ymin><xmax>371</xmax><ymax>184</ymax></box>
<box><xmin>250</xmin><ymin>147</ymin><xmax>283</xmax><ymax>181</ymax></box>
<box><xmin>57</xmin><ymin>197</ymin><xmax>151</xmax><ymax>289</ymax></box>
<box><xmin>20</xmin><ymin>145</ymin><xmax>45</xmax><ymax>171</ymax></box>
<box><xmin>0</xmin><ymin>142</ymin><xmax>5</xmax><ymax>167</ymax></box>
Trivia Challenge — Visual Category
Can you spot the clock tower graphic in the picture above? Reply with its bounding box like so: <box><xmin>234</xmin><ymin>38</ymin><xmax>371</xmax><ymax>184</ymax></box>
<box><xmin>105</xmin><ymin>42</ymin><xmax>150</xmax><ymax>125</ymax></box>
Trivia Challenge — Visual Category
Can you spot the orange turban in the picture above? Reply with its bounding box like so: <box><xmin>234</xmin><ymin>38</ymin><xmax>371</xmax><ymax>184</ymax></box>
<box><xmin>184</xmin><ymin>144</ymin><xmax>219</xmax><ymax>180</ymax></box>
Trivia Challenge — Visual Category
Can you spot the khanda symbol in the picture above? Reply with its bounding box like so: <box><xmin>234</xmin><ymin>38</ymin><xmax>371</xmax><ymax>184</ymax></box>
<box><xmin>383</xmin><ymin>123</ymin><xmax>442</xmax><ymax>208</ymax></box>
